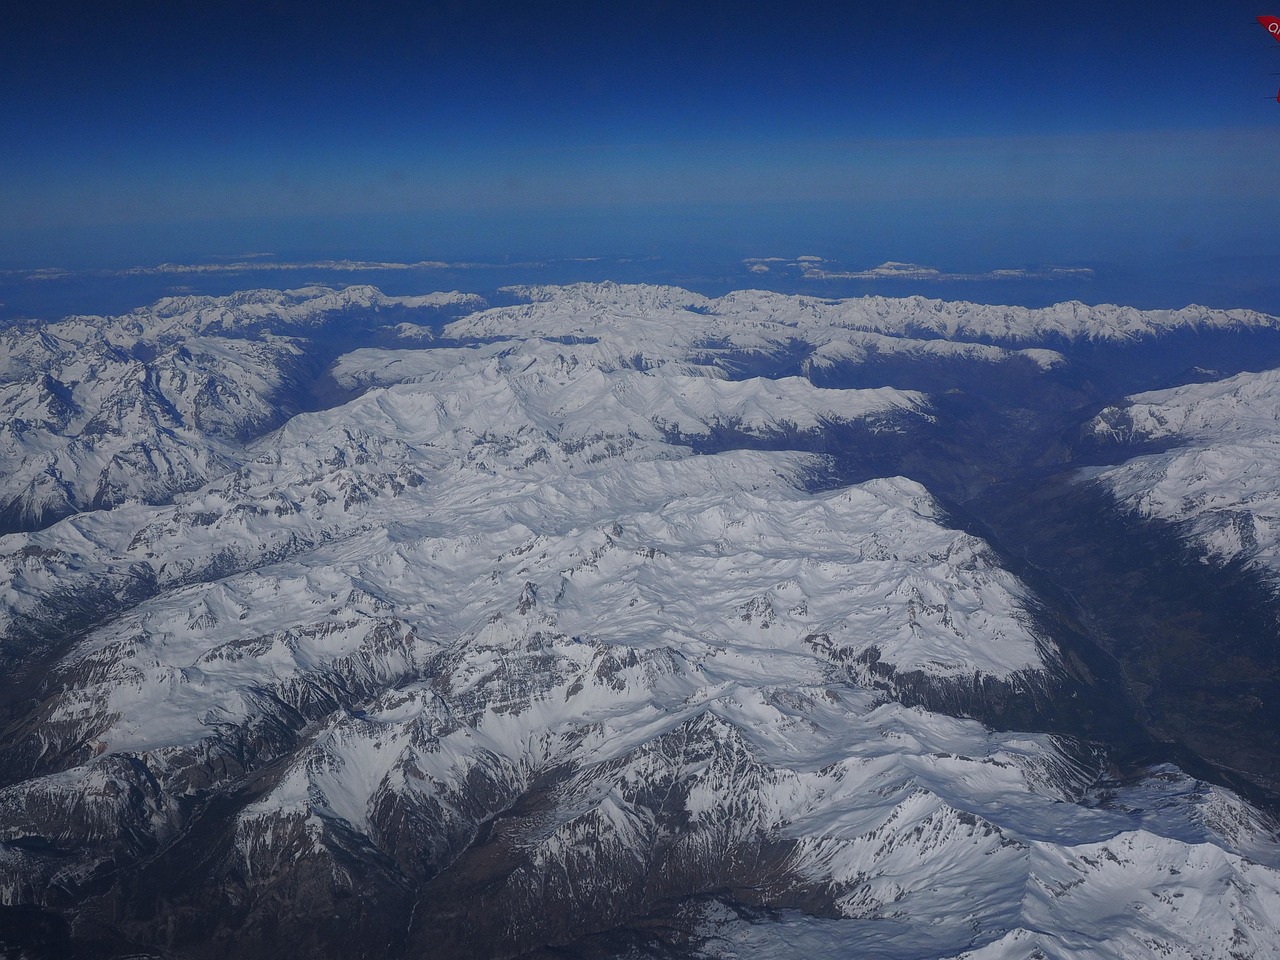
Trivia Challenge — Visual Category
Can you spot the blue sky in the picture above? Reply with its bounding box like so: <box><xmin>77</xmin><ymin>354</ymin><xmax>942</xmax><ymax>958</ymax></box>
<box><xmin>3</xmin><ymin>1</ymin><xmax>1278</xmax><ymax>270</ymax></box>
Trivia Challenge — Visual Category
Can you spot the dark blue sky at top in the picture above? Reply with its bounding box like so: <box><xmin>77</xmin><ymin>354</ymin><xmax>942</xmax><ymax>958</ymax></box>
<box><xmin>3</xmin><ymin>1</ymin><xmax>1279</xmax><ymax>271</ymax></box>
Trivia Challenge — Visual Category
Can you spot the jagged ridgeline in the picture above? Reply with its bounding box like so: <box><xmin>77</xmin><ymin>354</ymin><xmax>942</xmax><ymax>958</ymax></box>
<box><xmin>2</xmin><ymin>282</ymin><xmax>1280</xmax><ymax>959</ymax></box>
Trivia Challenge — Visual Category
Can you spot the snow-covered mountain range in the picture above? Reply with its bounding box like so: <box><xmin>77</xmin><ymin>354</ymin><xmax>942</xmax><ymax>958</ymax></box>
<box><xmin>1088</xmin><ymin>367</ymin><xmax>1280</xmax><ymax>582</ymax></box>
<box><xmin>2</xmin><ymin>282</ymin><xmax>1280</xmax><ymax>959</ymax></box>
<box><xmin>0</xmin><ymin>287</ymin><xmax>483</xmax><ymax>532</ymax></box>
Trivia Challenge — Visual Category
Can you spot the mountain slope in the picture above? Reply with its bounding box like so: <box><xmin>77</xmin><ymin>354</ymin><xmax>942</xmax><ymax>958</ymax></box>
<box><xmin>1088</xmin><ymin>367</ymin><xmax>1280</xmax><ymax>581</ymax></box>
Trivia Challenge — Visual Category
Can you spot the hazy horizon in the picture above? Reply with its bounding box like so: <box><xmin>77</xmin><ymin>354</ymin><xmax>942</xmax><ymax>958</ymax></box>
<box><xmin>5</xmin><ymin>1</ymin><xmax>1280</xmax><ymax>301</ymax></box>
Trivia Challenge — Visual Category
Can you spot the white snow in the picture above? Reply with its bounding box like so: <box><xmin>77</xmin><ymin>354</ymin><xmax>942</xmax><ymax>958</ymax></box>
<box><xmin>1088</xmin><ymin>367</ymin><xmax>1280</xmax><ymax>579</ymax></box>
<box><xmin>1</xmin><ymin>282</ymin><xmax>1278</xmax><ymax>958</ymax></box>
